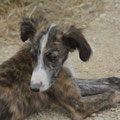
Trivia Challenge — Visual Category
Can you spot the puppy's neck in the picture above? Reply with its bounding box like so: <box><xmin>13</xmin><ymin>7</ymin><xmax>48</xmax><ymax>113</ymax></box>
<box><xmin>56</xmin><ymin>57</ymin><xmax>76</xmax><ymax>86</ymax></box>
<box><xmin>63</xmin><ymin>54</ymin><xmax>75</xmax><ymax>78</ymax></box>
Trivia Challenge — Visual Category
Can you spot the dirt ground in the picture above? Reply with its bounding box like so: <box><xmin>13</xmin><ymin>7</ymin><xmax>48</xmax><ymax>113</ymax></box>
<box><xmin>0</xmin><ymin>0</ymin><xmax>120</xmax><ymax>120</ymax></box>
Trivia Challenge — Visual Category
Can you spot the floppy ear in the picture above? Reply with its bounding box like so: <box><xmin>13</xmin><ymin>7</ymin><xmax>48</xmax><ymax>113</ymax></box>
<box><xmin>62</xmin><ymin>26</ymin><xmax>92</xmax><ymax>62</ymax></box>
<box><xmin>20</xmin><ymin>17</ymin><xmax>39</xmax><ymax>42</ymax></box>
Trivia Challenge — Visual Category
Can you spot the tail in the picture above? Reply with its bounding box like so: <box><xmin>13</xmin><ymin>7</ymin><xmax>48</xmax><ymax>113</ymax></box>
<box><xmin>77</xmin><ymin>77</ymin><xmax>120</xmax><ymax>96</ymax></box>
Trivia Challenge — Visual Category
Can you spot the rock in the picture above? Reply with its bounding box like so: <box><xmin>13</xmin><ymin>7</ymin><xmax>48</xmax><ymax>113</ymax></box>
<box><xmin>98</xmin><ymin>114</ymin><xmax>103</xmax><ymax>117</ymax></box>
<box><xmin>111</xmin><ymin>108</ymin><xmax>116</xmax><ymax>111</ymax></box>
<box><xmin>92</xmin><ymin>113</ymin><xmax>97</xmax><ymax>117</ymax></box>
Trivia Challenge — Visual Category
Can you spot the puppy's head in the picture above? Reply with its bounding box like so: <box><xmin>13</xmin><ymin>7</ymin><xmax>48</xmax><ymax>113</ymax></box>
<box><xmin>20</xmin><ymin>17</ymin><xmax>92</xmax><ymax>92</ymax></box>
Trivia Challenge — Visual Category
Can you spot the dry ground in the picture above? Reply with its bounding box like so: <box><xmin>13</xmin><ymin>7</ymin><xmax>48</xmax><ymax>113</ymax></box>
<box><xmin>0</xmin><ymin>0</ymin><xmax>120</xmax><ymax>120</ymax></box>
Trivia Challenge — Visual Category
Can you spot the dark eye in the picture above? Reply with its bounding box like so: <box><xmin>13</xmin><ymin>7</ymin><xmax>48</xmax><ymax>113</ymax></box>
<box><xmin>46</xmin><ymin>53</ymin><xmax>57</xmax><ymax>62</ymax></box>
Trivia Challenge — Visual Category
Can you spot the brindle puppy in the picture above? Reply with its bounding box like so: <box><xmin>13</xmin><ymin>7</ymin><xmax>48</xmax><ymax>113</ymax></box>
<box><xmin>20</xmin><ymin>17</ymin><xmax>120</xmax><ymax>119</ymax></box>
<box><xmin>0</xmin><ymin>16</ymin><xmax>120</xmax><ymax>120</ymax></box>
<box><xmin>21</xmin><ymin>17</ymin><xmax>91</xmax><ymax>92</ymax></box>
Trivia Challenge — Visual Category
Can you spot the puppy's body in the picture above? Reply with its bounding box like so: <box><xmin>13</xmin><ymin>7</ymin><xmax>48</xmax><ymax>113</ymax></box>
<box><xmin>0</xmin><ymin>43</ymin><xmax>79</xmax><ymax>120</ymax></box>
<box><xmin>0</xmin><ymin>43</ymin><xmax>50</xmax><ymax>120</ymax></box>
<box><xmin>0</xmin><ymin>42</ymin><xmax>120</xmax><ymax>120</ymax></box>
<box><xmin>0</xmin><ymin>16</ymin><xmax>120</xmax><ymax>120</ymax></box>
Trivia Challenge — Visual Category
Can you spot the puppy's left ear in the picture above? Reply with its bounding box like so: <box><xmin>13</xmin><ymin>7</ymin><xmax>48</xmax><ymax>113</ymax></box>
<box><xmin>62</xmin><ymin>26</ymin><xmax>92</xmax><ymax>61</ymax></box>
<box><xmin>20</xmin><ymin>17</ymin><xmax>37</xmax><ymax>42</ymax></box>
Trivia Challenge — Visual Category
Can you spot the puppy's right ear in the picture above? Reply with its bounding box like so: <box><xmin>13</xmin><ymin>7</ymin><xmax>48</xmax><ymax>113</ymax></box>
<box><xmin>20</xmin><ymin>17</ymin><xmax>37</xmax><ymax>42</ymax></box>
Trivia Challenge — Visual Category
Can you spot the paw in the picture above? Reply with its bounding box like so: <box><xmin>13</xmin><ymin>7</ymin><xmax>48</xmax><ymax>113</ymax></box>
<box><xmin>71</xmin><ymin>113</ymin><xmax>83</xmax><ymax>120</ymax></box>
<box><xmin>71</xmin><ymin>115</ymin><xmax>83</xmax><ymax>120</ymax></box>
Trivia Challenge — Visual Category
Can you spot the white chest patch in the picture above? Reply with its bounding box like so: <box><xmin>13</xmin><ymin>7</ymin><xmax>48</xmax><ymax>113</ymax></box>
<box><xmin>31</xmin><ymin>24</ymin><xmax>57</xmax><ymax>92</ymax></box>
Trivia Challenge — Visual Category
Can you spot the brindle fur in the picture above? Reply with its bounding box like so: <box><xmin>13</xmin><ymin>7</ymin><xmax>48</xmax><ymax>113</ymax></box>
<box><xmin>0</xmin><ymin>16</ymin><xmax>120</xmax><ymax>120</ymax></box>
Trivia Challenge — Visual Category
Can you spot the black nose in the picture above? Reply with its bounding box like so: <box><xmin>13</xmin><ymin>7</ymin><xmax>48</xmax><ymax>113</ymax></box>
<box><xmin>30</xmin><ymin>82</ymin><xmax>42</xmax><ymax>92</ymax></box>
<box><xmin>31</xmin><ymin>88</ymin><xmax>40</xmax><ymax>92</ymax></box>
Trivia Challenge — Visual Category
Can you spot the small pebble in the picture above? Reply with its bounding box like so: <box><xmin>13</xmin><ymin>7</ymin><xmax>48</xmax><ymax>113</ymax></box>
<box><xmin>105</xmin><ymin>116</ymin><xmax>111</xmax><ymax>120</ymax></box>
<box><xmin>100</xmin><ymin>13</ymin><xmax>106</xmax><ymax>18</ymax></box>
<box><xmin>98</xmin><ymin>114</ymin><xmax>103</xmax><ymax>117</ymax></box>
<box><xmin>111</xmin><ymin>108</ymin><xmax>116</xmax><ymax>111</ymax></box>
<box><xmin>92</xmin><ymin>113</ymin><xmax>96</xmax><ymax>117</ymax></box>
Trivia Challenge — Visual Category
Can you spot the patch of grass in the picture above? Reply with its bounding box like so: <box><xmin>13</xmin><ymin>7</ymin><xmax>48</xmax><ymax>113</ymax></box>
<box><xmin>0</xmin><ymin>0</ymin><xmax>105</xmax><ymax>45</ymax></box>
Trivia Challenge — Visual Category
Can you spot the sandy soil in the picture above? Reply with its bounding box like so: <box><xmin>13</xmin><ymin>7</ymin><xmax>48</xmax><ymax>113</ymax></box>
<box><xmin>0</xmin><ymin>0</ymin><xmax>120</xmax><ymax>120</ymax></box>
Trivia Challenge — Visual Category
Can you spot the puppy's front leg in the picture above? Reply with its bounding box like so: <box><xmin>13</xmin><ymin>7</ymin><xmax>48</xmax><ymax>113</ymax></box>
<box><xmin>47</xmin><ymin>68</ymin><xmax>84</xmax><ymax>120</ymax></box>
<box><xmin>48</xmin><ymin>69</ymin><xmax>120</xmax><ymax>120</ymax></box>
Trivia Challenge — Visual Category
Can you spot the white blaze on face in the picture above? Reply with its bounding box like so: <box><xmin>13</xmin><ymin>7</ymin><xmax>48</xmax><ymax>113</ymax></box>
<box><xmin>31</xmin><ymin>24</ymin><xmax>56</xmax><ymax>92</ymax></box>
